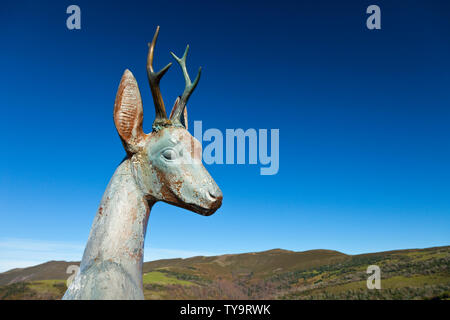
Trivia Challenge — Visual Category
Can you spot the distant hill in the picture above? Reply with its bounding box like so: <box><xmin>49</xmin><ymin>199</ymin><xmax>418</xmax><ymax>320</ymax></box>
<box><xmin>1</xmin><ymin>246</ymin><xmax>449</xmax><ymax>300</ymax></box>
<box><xmin>0</xmin><ymin>261</ymin><xmax>80</xmax><ymax>286</ymax></box>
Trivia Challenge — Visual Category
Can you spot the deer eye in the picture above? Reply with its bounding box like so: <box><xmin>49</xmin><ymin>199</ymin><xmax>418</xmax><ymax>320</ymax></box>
<box><xmin>162</xmin><ymin>148</ymin><xmax>177</xmax><ymax>161</ymax></box>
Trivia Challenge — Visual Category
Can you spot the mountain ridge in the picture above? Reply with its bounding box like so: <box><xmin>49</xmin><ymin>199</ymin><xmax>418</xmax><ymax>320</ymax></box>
<box><xmin>1</xmin><ymin>245</ymin><xmax>448</xmax><ymax>299</ymax></box>
<box><xmin>1</xmin><ymin>246</ymin><xmax>448</xmax><ymax>285</ymax></box>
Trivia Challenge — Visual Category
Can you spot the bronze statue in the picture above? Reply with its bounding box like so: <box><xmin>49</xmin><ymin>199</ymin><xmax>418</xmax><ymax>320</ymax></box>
<box><xmin>63</xmin><ymin>26</ymin><xmax>222</xmax><ymax>299</ymax></box>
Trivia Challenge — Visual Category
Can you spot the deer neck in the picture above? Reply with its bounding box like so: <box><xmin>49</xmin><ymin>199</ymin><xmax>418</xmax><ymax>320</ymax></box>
<box><xmin>79</xmin><ymin>158</ymin><xmax>153</xmax><ymax>283</ymax></box>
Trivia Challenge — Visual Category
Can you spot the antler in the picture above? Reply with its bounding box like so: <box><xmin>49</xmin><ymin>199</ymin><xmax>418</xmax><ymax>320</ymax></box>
<box><xmin>147</xmin><ymin>26</ymin><xmax>172</xmax><ymax>130</ymax></box>
<box><xmin>170</xmin><ymin>45</ymin><xmax>201</xmax><ymax>125</ymax></box>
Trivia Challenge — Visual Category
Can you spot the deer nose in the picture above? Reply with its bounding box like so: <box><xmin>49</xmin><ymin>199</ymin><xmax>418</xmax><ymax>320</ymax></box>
<box><xmin>208</xmin><ymin>188</ymin><xmax>222</xmax><ymax>199</ymax></box>
<box><xmin>201</xmin><ymin>187</ymin><xmax>222</xmax><ymax>215</ymax></box>
<box><xmin>208</xmin><ymin>189</ymin><xmax>223</xmax><ymax>204</ymax></box>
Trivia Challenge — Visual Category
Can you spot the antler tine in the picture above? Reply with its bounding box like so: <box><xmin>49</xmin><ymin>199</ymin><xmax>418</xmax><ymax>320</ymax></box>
<box><xmin>147</xmin><ymin>26</ymin><xmax>172</xmax><ymax>130</ymax></box>
<box><xmin>170</xmin><ymin>45</ymin><xmax>202</xmax><ymax>124</ymax></box>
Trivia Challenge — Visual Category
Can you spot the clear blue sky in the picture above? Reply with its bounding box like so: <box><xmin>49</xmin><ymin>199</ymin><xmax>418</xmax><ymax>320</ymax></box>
<box><xmin>0</xmin><ymin>0</ymin><xmax>449</xmax><ymax>271</ymax></box>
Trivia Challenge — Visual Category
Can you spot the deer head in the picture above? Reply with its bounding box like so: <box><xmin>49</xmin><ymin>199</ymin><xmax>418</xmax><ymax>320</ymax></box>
<box><xmin>113</xmin><ymin>26</ymin><xmax>222</xmax><ymax>216</ymax></box>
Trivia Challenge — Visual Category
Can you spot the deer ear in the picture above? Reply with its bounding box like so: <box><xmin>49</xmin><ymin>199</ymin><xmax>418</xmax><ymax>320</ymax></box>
<box><xmin>113</xmin><ymin>69</ymin><xmax>145</xmax><ymax>153</ymax></box>
<box><xmin>181</xmin><ymin>104</ymin><xmax>188</xmax><ymax>130</ymax></box>
<box><xmin>169</xmin><ymin>97</ymin><xmax>188</xmax><ymax>130</ymax></box>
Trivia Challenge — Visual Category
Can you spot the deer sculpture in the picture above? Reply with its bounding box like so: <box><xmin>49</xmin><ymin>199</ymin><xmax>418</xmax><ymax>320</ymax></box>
<box><xmin>63</xmin><ymin>26</ymin><xmax>223</xmax><ymax>300</ymax></box>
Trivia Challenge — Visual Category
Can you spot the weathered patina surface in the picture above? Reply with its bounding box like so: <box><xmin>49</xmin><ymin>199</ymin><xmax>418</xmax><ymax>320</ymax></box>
<box><xmin>63</xmin><ymin>27</ymin><xmax>222</xmax><ymax>300</ymax></box>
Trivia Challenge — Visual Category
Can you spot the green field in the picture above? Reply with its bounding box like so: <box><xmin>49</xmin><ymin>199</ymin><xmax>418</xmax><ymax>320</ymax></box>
<box><xmin>143</xmin><ymin>271</ymin><xmax>195</xmax><ymax>286</ymax></box>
